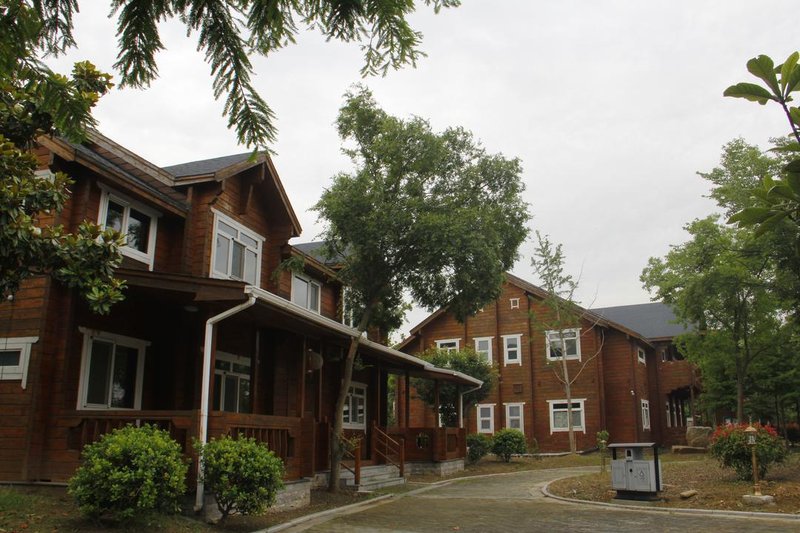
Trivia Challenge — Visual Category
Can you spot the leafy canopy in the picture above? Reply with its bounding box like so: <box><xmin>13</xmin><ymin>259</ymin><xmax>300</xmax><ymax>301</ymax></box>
<box><xmin>413</xmin><ymin>347</ymin><xmax>497</xmax><ymax>427</ymax></box>
<box><xmin>315</xmin><ymin>86</ymin><xmax>530</xmax><ymax>333</ymax></box>
<box><xmin>19</xmin><ymin>0</ymin><xmax>461</xmax><ymax>149</ymax></box>
<box><xmin>1</xmin><ymin>3</ymin><xmax>125</xmax><ymax>313</ymax></box>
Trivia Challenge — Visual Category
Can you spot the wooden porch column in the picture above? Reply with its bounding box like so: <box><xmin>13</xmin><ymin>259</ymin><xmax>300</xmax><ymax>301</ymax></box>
<box><xmin>434</xmin><ymin>379</ymin><xmax>440</xmax><ymax>428</ymax></box>
<box><xmin>298</xmin><ymin>338</ymin><xmax>307</xmax><ymax>416</ymax></box>
<box><xmin>404</xmin><ymin>370</ymin><xmax>411</xmax><ymax>429</ymax></box>
<box><xmin>251</xmin><ymin>329</ymin><xmax>260</xmax><ymax>413</ymax></box>
<box><xmin>456</xmin><ymin>385</ymin><xmax>463</xmax><ymax>429</ymax></box>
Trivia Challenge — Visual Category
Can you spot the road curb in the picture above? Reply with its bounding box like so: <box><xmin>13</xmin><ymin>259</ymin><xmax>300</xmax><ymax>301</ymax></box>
<box><xmin>541</xmin><ymin>476</ymin><xmax>800</xmax><ymax>522</ymax></box>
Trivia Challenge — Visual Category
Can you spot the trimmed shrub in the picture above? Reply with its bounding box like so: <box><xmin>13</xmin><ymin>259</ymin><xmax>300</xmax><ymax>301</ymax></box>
<box><xmin>466</xmin><ymin>433</ymin><xmax>493</xmax><ymax>464</ymax></box>
<box><xmin>709</xmin><ymin>423</ymin><xmax>787</xmax><ymax>480</ymax></box>
<box><xmin>491</xmin><ymin>428</ymin><xmax>527</xmax><ymax>462</ymax></box>
<box><xmin>68</xmin><ymin>424</ymin><xmax>187</xmax><ymax>521</ymax></box>
<box><xmin>198</xmin><ymin>435</ymin><xmax>284</xmax><ymax>521</ymax></box>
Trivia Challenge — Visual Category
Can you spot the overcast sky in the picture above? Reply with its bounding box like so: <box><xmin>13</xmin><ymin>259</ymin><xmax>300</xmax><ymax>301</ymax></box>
<box><xmin>47</xmin><ymin>1</ymin><xmax>797</xmax><ymax>336</ymax></box>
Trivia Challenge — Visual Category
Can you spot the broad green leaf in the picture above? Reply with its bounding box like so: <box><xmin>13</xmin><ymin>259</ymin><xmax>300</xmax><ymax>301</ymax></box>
<box><xmin>787</xmin><ymin>166</ymin><xmax>800</xmax><ymax>195</ymax></box>
<box><xmin>747</xmin><ymin>55</ymin><xmax>781</xmax><ymax>97</ymax></box>
<box><xmin>754</xmin><ymin>211</ymin><xmax>788</xmax><ymax>237</ymax></box>
<box><xmin>790</xmin><ymin>107</ymin><xmax>800</xmax><ymax>127</ymax></box>
<box><xmin>785</xmin><ymin>159</ymin><xmax>800</xmax><ymax>174</ymax></box>
<box><xmin>786</xmin><ymin>59</ymin><xmax>800</xmax><ymax>94</ymax></box>
<box><xmin>769</xmin><ymin>142</ymin><xmax>800</xmax><ymax>153</ymax></box>
<box><xmin>728</xmin><ymin>207</ymin><xmax>775</xmax><ymax>225</ymax></box>
<box><xmin>767</xmin><ymin>182</ymin><xmax>798</xmax><ymax>201</ymax></box>
<box><xmin>779</xmin><ymin>52</ymin><xmax>799</xmax><ymax>95</ymax></box>
<box><xmin>723</xmin><ymin>83</ymin><xmax>775</xmax><ymax>105</ymax></box>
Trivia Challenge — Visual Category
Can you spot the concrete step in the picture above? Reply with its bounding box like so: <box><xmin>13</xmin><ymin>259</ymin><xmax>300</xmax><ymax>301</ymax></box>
<box><xmin>356</xmin><ymin>475</ymin><xmax>406</xmax><ymax>493</ymax></box>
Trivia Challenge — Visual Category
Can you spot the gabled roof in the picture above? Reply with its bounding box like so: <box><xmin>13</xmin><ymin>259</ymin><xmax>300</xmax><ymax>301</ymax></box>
<box><xmin>163</xmin><ymin>153</ymin><xmax>252</xmax><ymax>178</ymax></box>
<box><xmin>396</xmin><ymin>272</ymin><xmax>654</xmax><ymax>351</ymax></box>
<box><xmin>164</xmin><ymin>152</ymin><xmax>302</xmax><ymax>237</ymax></box>
<box><xmin>593</xmin><ymin>302</ymin><xmax>690</xmax><ymax>341</ymax></box>
<box><xmin>38</xmin><ymin>131</ymin><xmax>190</xmax><ymax>215</ymax></box>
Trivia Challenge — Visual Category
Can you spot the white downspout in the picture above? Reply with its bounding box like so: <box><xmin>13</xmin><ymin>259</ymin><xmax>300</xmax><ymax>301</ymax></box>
<box><xmin>459</xmin><ymin>383</ymin><xmax>483</xmax><ymax>429</ymax></box>
<box><xmin>194</xmin><ymin>295</ymin><xmax>257</xmax><ymax>511</ymax></box>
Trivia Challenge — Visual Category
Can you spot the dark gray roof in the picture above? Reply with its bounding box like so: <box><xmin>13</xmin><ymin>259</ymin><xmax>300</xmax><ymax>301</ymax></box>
<box><xmin>593</xmin><ymin>302</ymin><xmax>691</xmax><ymax>340</ymax></box>
<box><xmin>163</xmin><ymin>153</ymin><xmax>252</xmax><ymax>177</ymax></box>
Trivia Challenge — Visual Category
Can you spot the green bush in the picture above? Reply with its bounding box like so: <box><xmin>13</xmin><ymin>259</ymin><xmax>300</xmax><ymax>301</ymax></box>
<box><xmin>491</xmin><ymin>428</ymin><xmax>527</xmax><ymax>462</ymax></box>
<box><xmin>68</xmin><ymin>424</ymin><xmax>187</xmax><ymax>521</ymax></box>
<box><xmin>709</xmin><ymin>423</ymin><xmax>787</xmax><ymax>480</ymax></box>
<box><xmin>466</xmin><ymin>433</ymin><xmax>493</xmax><ymax>464</ymax></box>
<box><xmin>198</xmin><ymin>435</ymin><xmax>284</xmax><ymax>521</ymax></box>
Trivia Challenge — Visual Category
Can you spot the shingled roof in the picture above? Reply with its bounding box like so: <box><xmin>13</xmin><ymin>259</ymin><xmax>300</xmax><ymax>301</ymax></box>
<box><xmin>593</xmin><ymin>302</ymin><xmax>690</xmax><ymax>341</ymax></box>
<box><xmin>163</xmin><ymin>152</ymin><xmax>252</xmax><ymax>178</ymax></box>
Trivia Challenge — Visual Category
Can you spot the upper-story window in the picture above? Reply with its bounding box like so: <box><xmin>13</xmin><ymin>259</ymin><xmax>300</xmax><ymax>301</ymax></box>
<box><xmin>98</xmin><ymin>186</ymin><xmax>159</xmax><ymax>269</ymax></box>
<box><xmin>502</xmin><ymin>334</ymin><xmax>522</xmax><ymax>365</ymax></box>
<box><xmin>510</xmin><ymin>298</ymin><xmax>520</xmax><ymax>309</ymax></box>
<box><xmin>436</xmin><ymin>339</ymin><xmax>460</xmax><ymax>352</ymax></box>
<box><xmin>474</xmin><ymin>337</ymin><xmax>493</xmax><ymax>364</ymax></box>
<box><xmin>0</xmin><ymin>337</ymin><xmax>38</xmax><ymax>389</ymax></box>
<box><xmin>211</xmin><ymin>210</ymin><xmax>263</xmax><ymax>286</ymax></box>
<box><xmin>545</xmin><ymin>328</ymin><xmax>581</xmax><ymax>361</ymax></box>
<box><xmin>292</xmin><ymin>274</ymin><xmax>321</xmax><ymax>313</ymax></box>
<box><xmin>637</xmin><ymin>347</ymin><xmax>646</xmax><ymax>365</ymax></box>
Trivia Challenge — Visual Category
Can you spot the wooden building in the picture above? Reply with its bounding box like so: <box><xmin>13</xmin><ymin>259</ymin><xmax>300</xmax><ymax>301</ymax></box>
<box><xmin>0</xmin><ymin>131</ymin><xmax>478</xmax><ymax>507</ymax></box>
<box><xmin>397</xmin><ymin>274</ymin><xmax>696</xmax><ymax>452</ymax></box>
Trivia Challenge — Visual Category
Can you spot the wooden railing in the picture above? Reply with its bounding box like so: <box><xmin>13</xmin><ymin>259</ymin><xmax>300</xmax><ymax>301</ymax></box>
<box><xmin>371</xmin><ymin>422</ymin><xmax>405</xmax><ymax>477</ymax></box>
<box><xmin>66</xmin><ymin>411</ymin><xmax>195</xmax><ymax>452</ymax></box>
<box><xmin>386</xmin><ymin>426</ymin><xmax>466</xmax><ymax>462</ymax></box>
<box><xmin>339</xmin><ymin>436</ymin><xmax>362</xmax><ymax>486</ymax></box>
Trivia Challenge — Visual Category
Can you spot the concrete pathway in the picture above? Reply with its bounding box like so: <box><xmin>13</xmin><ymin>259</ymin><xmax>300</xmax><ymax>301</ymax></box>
<box><xmin>278</xmin><ymin>467</ymin><xmax>800</xmax><ymax>532</ymax></box>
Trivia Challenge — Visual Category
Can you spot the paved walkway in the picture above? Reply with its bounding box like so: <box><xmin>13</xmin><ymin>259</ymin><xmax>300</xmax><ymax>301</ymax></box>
<box><xmin>280</xmin><ymin>468</ymin><xmax>799</xmax><ymax>532</ymax></box>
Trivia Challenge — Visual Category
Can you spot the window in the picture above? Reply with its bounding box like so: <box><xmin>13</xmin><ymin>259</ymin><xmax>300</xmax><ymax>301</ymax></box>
<box><xmin>211</xmin><ymin>210</ymin><xmax>264</xmax><ymax>285</ymax></box>
<box><xmin>477</xmin><ymin>404</ymin><xmax>495</xmax><ymax>433</ymax></box>
<box><xmin>509</xmin><ymin>298</ymin><xmax>520</xmax><ymax>309</ymax></box>
<box><xmin>0</xmin><ymin>337</ymin><xmax>38</xmax><ymax>389</ymax></box>
<box><xmin>638</xmin><ymin>347</ymin><xmax>646</xmax><ymax>365</ymax></box>
<box><xmin>343</xmin><ymin>383</ymin><xmax>367</xmax><ymax>429</ymax></box>
<box><xmin>502</xmin><ymin>334</ymin><xmax>522</xmax><ymax>365</ymax></box>
<box><xmin>505</xmin><ymin>402</ymin><xmax>525</xmax><ymax>432</ymax></box>
<box><xmin>548</xmin><ymin>399</ymin><xmax>586</xmax><ymax>433</ymax></box>
<box><xmin>98</xmin><ymin>187</ymin><xmax>159</xmax><ymax>269</ymax></box>
<box><xmin>77</xmin><ymin>328</ymin><xmax>147</xmax><ymax>410</ymax></box>
<box><xmin>213</xmin><ymin>352</ymin><xmax>251</xmax><ymax>413</ymax></box>
<box><xmin>292</xmin><ymin>274</ymin><xmax>321</xmax><ymax>313</ymax></box>
<box><xmin>474</xmin><ymin>337</ymin><xmax>493</xmax><ymax>364</ymax></box>
<box><xmin>641</xmin><ymin>399</ymin><xmax>651</xmax><ymax>430</ymax></box>
<box><xmin>435</xmin><ymin>339</ymin><xmax>460</xmax><ymax>352</ymax></box>
<box><xmin>545</xmin><ymin>329</ymin><xmax>581</xmax><ymax>361</ymax></box>
<box><xmin>665</xmin><ymin>401</ymin><xmax>671</xmax><ymax>428</ymax></box>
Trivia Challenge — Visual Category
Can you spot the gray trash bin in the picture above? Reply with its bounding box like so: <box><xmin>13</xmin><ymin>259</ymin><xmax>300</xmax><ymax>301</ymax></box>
<box><xmin>608</xmin><ymin>442</ymin><xmax>662</xmax><ymax>500</ymax></box>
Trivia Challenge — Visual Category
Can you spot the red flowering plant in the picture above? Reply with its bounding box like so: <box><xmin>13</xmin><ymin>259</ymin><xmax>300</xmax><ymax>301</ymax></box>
<box><xmin>708</xmin><ymin>423</ymin><xmax>787</xmax><ymax>480</ymax></box>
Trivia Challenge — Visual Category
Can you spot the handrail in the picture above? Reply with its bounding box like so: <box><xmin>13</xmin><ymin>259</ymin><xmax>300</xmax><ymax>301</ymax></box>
<box><xmin>339</xmin><ymin>436</ymin><xmax>361</xmax><ymax>487</ymax></box>
<box><xmin>371</xmin><ymin>422</ymin><xmax>405</xmax><ymax>478</ymax></box>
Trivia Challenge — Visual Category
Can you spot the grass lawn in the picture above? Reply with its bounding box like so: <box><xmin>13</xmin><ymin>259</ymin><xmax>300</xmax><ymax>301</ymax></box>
<box><xmin>548</xmin><ymin>450</ymin><xmax>800</xmax><ymax>514</ymax></box>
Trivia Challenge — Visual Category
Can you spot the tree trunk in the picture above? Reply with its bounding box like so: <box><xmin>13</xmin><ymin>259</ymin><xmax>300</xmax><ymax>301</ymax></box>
<box><xmin>736</xmin><ymin>378</ymin><xmax>745</xmax><ymax>423</ymax></box>
<box><xmin>328</xmin><ymin>307</ymin><xmax>372</xmax><ymax>492</ymax></box>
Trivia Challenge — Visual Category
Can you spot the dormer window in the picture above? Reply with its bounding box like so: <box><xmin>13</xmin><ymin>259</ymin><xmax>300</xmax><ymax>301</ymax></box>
<box><xmin>292</xmin><ymin>274</ymin><xmax>321</xmax><ymax>313</ymax></box>
<box><xmin>98</xmin><ymin>186</ymin><xmax>159</xmax><ymax>269</ymax></box>
<box><xmin>211</xmin><ymin>210</ymin><xmax>263</xmax><ymax>285</ymax></box>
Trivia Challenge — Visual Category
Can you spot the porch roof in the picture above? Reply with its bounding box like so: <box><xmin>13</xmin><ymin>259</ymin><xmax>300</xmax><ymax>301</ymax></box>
<box><xmin>117</xmin><ymin>270</ymin><xmax>481</xmax><ymax>387</ymax></box>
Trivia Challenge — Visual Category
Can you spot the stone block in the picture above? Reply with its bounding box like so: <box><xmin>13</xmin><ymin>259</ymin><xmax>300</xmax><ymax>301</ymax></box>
<box><xmin>742</xmin><ymin>494</ymin><xmax>775</xmax><ymax>506</ymax></box>
<box><xmin>685</xmin><ymin>426</ymin><xmax>713</xmax><ymax>448</ymax></box>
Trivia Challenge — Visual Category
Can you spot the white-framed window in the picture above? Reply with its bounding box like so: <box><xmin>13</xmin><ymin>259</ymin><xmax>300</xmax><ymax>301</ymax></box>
<box><xmin>98</xmin><ymin>186</ymin><xmax>159</xmax><ymax>269</ymax></box>
<box><xmin>641</xmin><ymin>399</ymin><xmax>651</xmax><ymax>430</ymax></box>
<box><xmin>637</xmin><ymin>347</ymin><xmax>646</xmax><ymax>365</ymax></box>
<box><xmin>665</xmin><ymin>401</ymin><xmax>672</xmax><ymax>428</ymax></box>
<box><xmin>502</xmin><ymin>334</ymin><xmax>522</xmax><ymax>365</ymax></box>
<box><xmin>0</xmin><ymin>337</ymin><xmax>38</xmax><ymax>389</ymax></box>
<box><xmin>548</xmin><ymin>399</ymin><xmax>586</xmax><ymax>434</ymax></box>
<box><xmin>509</xmin><ymin>298</ymin><xmax>520</xmax><ymax>309</ymax></box>
<box><xmin>505</xmin><ymin>402</ymin><xmax>525</xmax><ymax>432</ymax></box>
<box><xmin>77</xmin><ymin>328</ymin><xmax>148</xmax><ymax>410</ymax></box>
<box><xmin>435</xmin><ymin>339</ymin><xmax>460</xmax><ymax>352</ymax></box>
<box><xmin>213</xmin><ymin>351</ymin><xmax>251</xmax><ymax>413</ymax></box>
<box><xmin>291</xmin><ymin>274</ymin><xmax>321</xmax><ymax>313</ymax></box>
<box><xmin>477</xmin><ymin>403</ymin><xmax>495</xmax><ymax>433</ymax></box>
<box><xmin>474</xmin><ymin>337</ymin><xmax>493</xmax><ymax>364</ymax></box>
<box><xmin>211</xmin><ymin>209</ymin><xmax>264</xmax><ymax>286</ymax></box>
<box><xmin>545</xmin><ymin>329</ymin><xmax>581</xmax><ymax>361</ymax></box>
<box><xmin>343</xmin><ymin>382</ymin><xmax>367</xmax><ymax>429</ymax></box>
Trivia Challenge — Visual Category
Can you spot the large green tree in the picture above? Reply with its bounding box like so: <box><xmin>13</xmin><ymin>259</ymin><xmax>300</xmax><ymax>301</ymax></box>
<box><xmin>1</xmin><ymin>3</ymin><xmax>124</xmax><ymax>313</ymax></box>
<box><xmin>412</xmin><ymin>347</ymin><xmax>497</xmax><ymax>428</ymax></box>
<box><xmin>315</xmin><ymin>86</ymin><xmax>529</xmax><ymax>490</ymax></box>
<box><xmin>16</xmin><ymin>0</ymin><xmax>460</xmax><ymax>149</ymax></box>
<box><xmin>641</xmin><ymin>217</ymin><xmax>780</xmax><ymax>422</ymax></box>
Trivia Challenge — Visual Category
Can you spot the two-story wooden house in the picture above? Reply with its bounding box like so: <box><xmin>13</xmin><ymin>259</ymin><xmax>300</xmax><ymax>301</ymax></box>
<box><xmin>0</xmin><ymin>131</ymin><xmax>479</xmax><ymax>508</ymax></box>
<box><xmin>397</xmin><ymin>274</ymin><xmax>695</xmax><ymax>452</ymax></box>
